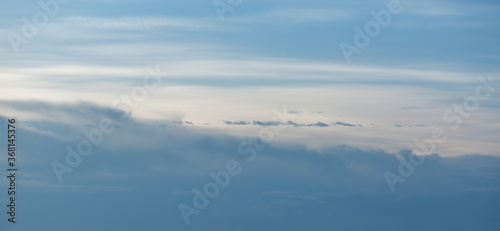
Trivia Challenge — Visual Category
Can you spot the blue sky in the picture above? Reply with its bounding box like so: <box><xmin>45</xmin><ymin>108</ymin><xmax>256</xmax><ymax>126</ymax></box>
<box><xmin>0</xmin><ymin>0</ymin><xmax>499</xmax><ymax>230</ymax></box>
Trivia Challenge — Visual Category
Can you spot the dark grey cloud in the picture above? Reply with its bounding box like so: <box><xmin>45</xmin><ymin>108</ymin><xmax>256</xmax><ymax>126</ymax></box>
<box><xmin>223</xmin><ymin>120</ymin><xmax>361</xmax><ymax>128</ymax></box>
<box><xmin>223</xmin><ymin>120</ymin><xmax>250</xmax><ymax>125</ymax></box>
<box><xmin>0</xmin><ymin>101</ymin><xmax>499</xmax><ymax>231</ymax></box>
<box><xmin>393</xmin><ymin>124</ymin><xmax>428</xmax><ymax>128</ymax></box>
<box><xmin>332</xmin><ymin>122</ymin><xmax>359</xmax><ymax>127</ymax></box>
<box><xmin>306</xmin><ymin>121</ymin><xmax>330</xmax><ymax>127</ymax></box>
<box><xmin>0</xmin><ymin>99</ymin><xmax>126</xmax><ymax>122</ymax></box>
<box><xmin>254</xmin><ymin>120</ymin><xmax>332</xmax><ymax>127</ymax></box>
<box><xmin>253</xmin><ymin>120</ymin><xmax>282</xmax><ymax>126</ymax></box>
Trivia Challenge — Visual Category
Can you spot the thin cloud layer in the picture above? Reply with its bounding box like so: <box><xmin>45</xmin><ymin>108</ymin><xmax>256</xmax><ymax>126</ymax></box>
<box><xmin>0</xmin><ymin>0</ymin><xmax>499</xmax><ymax>229</ymax></box>
<box><xmin>0</xmin><ymin>102</ymin><xmax>498</xmax><ymax>230</ymax></box>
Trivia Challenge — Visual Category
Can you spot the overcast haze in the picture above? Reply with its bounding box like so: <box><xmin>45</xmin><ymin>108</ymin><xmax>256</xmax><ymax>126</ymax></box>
<box><xmin>0</xmin><ymin>0</ymin><xmax>499</xmax><ymax>230</ymax></box>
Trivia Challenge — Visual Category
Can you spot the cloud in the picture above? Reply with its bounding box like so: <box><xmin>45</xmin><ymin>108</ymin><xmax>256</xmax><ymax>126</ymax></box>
<box><xmin>240</xmin><ymin>9</ymin><xmax>351</xmax><ymax>23</ymax></box>
<box><xmin>0</xmin><ymin>99</ymin><xmax>126</xmax><ymax>124</ymax></box>
<box><xmin>400</xmin><ymin>106</ymin><xmax>435</xmax><ymax>110</ymax></box>
<box><xmin>223</xmin><ymin>120</ymin><xmax>337</xmax><ymax>128</ymax></box>
<box><xmin>307</xmin><ymin>122</ymin><xmax>330</xmax><ymax>127</ymax></box>
<box><xmin>0</xmin><ymin>101</ymin><xmax>499</xmax><ymax>230</ymax></box>
<box><xmin>223</xmin><ymin>120</ymin><xmax>250</xmax><ymax>125</ymax></box>
<box><xmin>59</xmin><ymin>16</ymin><xmax>221</xmax><ymax>31</ymax></box>
<box><xmin>332</xmin><ymin>122</ymin><xmax>358</xmax><ymax>127</ymax></box>
<box><xmin>253</xmin><ymin>121</ymin><xmax>282</xmax><ymax>126</ymax></box>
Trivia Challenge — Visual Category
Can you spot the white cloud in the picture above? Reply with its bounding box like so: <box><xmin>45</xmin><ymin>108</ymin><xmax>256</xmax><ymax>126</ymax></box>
<box><xmin>232</xmin><ymin>8</ymin><xmax>351</xmax><ymax>23</ymax></box>
<box><xmin>58</xmin><ymin>16</ymin><xmax>221</xmax><ymax>31</ymax></box>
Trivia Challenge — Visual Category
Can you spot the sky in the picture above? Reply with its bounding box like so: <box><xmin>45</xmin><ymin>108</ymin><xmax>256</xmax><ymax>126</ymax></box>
<box><xmin>0</xmin><ymin>0</ymin><xmax>499</xmax><ymax>230</ymax></box>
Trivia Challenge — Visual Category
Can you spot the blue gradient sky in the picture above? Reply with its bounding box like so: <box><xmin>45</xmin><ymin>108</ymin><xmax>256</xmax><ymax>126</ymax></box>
<box><xmin>0</xmin><ymin>0</ymin><xmax>499</xmax><ymax>230</ymax></box>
